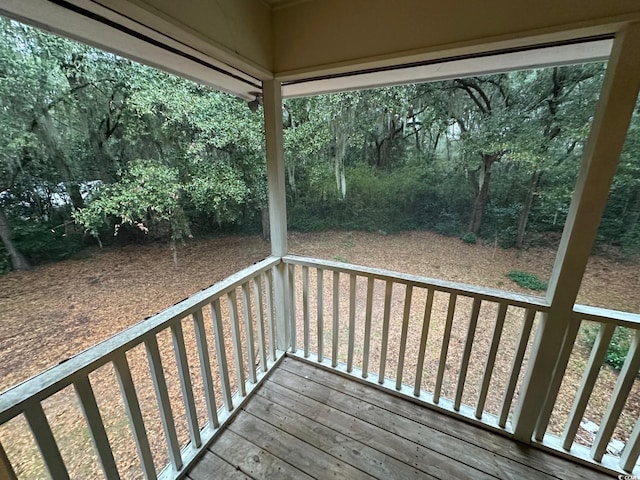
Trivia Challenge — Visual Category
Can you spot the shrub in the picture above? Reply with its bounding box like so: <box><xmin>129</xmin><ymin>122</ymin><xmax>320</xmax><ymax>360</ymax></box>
<box><xmin>507</xmin><ymin>271</ymin><xmax>547</xmax><ymax>291</ymax></box>
<box><xmin>582</xmin><ymin>324</ymin><xmax>631</xmax><ymax>370</ymax></box>
<box><xmin>461</xmin><ymin>232</ymin><xmax>477</xmax><ymax>244</ymax></box>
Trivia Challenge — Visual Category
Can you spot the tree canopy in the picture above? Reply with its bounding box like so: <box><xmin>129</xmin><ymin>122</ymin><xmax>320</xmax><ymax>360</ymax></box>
<box><xmin>1</xmin><ymin>17</ymin><xmax>639</xmax><ymax>272</ymax></box>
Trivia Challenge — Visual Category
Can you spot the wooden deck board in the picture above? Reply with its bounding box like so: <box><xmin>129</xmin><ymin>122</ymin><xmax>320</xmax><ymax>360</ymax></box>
<box><xmin>188</xmin><ymin>356</ymin><xmax>614</xmax><ymax>480</ymax></box>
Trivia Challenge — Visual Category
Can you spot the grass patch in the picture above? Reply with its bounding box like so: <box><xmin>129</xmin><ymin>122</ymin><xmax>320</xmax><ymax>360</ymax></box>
<box><xmin>507</xmin><ymin>271</ymin><xmax>547</xmax><ymax>291</ymax></box>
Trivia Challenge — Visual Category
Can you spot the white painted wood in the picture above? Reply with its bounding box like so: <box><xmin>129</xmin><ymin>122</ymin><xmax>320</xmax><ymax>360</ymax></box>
<box><xmin>396</xmin><ymin>285</ymin><xmax>413</xmax><ymax>391</ymax></box>
<box><xmin>513</xmin><ymin>23</ymin><xmax>640</xmax><ymax>442</ymax></box>
<box><xmin>499</xmin><ymin>308</ymin><xmax>536</xmax><ymax>428</ymax></box>
<box><xmin>145</xmin><ymin>335</ymin><xmax>183</xmax><ymax>470</ymax></box>
<box><xmin>302</xmin><ymin>266</ymin><xmax>310</xmax><ymax>358</ymax></box>
<box><xmin>171</xmin><ymin>321</ymin><xmax>202</xmax><ymax>448</ymax></box>
<box><xmin>362</xmin><ymin>277</ymin><xmax>374</xmax><ymax>379</ymax></box>
<box><xmin>454</xmin><ymin>298</ymin><xmax>481</xmax><ymax>411</ymax></box>
<box><xmin>434</xmin><ymin>294</ymin><xmax>457</xmax><ymax>404</ymax></box>
<box><xmin>332</xmin><ymin>271</ymin><xmax>340</xmax><ymax>368</ymax></box>
<box><xmin>0</xmin><ymin>441</ymin><xmax>17</xmax><ymax>480</ymax></box>
<box><xmin>210</xmin><ymin>299</ymin><xmax>233</xmax><ymax>412</ymax></box>
<box><xmin>252</xmin><ymin>277</ymin><xmax>268</xmax><ymax>373</ymax></box>
<box><xmin>264</xmin><ymin>269</ymin><xmax>277</xmax><ymax>361</ymax></box>
<box><xmin>378</xmin><ymin>281</ymin><xmax>394</xmax><ymax>384</ymax></box>
<box><xmin>240</xmin><ymin>283</ymin><xmax>258</xmax><ymax>384</ymax></box>
<box><xmin>591</xmin><ymin>331</ymin><xmax>640</xmax><ymax>462</ymax></box>
<box><xmin>561</xmin><ymin>323</ymin><xmax>615</xmax><ymax>450</ymax></box>
<box><xmin>282</xmin><ymin>255</ymin><xmax>549</xmax><ymax>310</ymax></box>
<box><xmin>112</xmin><ymin>353</ymin><xmax>156</xmax><ymax>479</ymax></box>
<box><xmin>573</xmin><ymin>304</ymin><xmax>640</xmax><ymax>329</ymax></box>
<box><xmin>0</xmin><ymin>258</ymin><xmax>278</xmax><ymax>424</ymax></box>
<box><xmin>533</xmin><ymin>319</ymin><xmax>581</xmax><ymax>441</ymax></box>
<box><xmin>227</xmin><ymin>291</ymin><xmax>247</xmax><ymax>397</ymax></box>
<box><xmin>475</xmin><ymin>302</ymin><xmax>508</xmax><ymax>419</ymax></box>
<box><xmin>74</xmin><ymin>377</ymin><xmax>120</xmax><ymax>479</ymax></box>
<box><xmin>317</xmin><ymin>268</ymin><xmax>324</xmax><ymax>362</ymax></box>
<box><xmin>621</xmin><ymin>416</ymin><xmax>640</xmax><ymax>472</ymax></box>
<box><xmin>288</xmin><ymin>264</ymin><xmax>297</xmax><ymax>354</ymax></box>
<box><xmin>192</xmin><ymin>309</ymin><xmax>219</xmax><ymax>428</ymax></box>
<box><xmin>264</xmin><ymin>79</ymin><xmax>287</xmax><ymax>257</ymax></box>
<box><xmin>414</xmin><ymin>289</ymin><xmax>434</xmax><ymax>397</ymax></box>
<box><xmin>24</xmin><ymin>402</ymin><xmax>69</xmax><ymax>480</ymax></box>
<box><xmin>273</xmin><ymin>263</ymin><xmax>289</xmax><ymax>352</ymax></box>
<box><xmin>347</xmin><ymin>274</ymin><xmax>357</xmax><ymax>373</ymax></box>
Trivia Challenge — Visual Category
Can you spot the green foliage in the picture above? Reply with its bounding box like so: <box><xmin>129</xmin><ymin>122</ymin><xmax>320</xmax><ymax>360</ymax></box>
<box><xmin>460</xmin><ymin>232</ymin><xmax>477</xmax><ymax>244</ymax></box>
<box><xmin>507</xmin><ymin>271</ymin><xmax>547</xmax><ymax>291</ymax></box>
<box><xmin>582</xmin><ymin>325</ymin><xmax>631</xmax><ymax>370</ymax></box>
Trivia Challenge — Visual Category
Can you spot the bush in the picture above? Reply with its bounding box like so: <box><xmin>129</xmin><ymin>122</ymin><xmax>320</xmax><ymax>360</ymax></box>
<box><xmin>582</xmin><ymin>324</ymin><xmax>631</xmax><ymax>370</ymax></box>
<box><xmin>461</xmin><ymin>232</ymin><xmax>477</xmax><ymax>244</ymax></box>
<box><xmin>507</xmin><ymin>271</ymin><xmax>547</xmax><ymax>291</ymax></box>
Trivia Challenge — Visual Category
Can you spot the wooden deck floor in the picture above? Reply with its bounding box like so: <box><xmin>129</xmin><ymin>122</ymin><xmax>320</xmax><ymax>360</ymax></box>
<box><xmin>187</xmin><ymin>357</ymin><xmax>611</xmax><ymax>480</ymax></box>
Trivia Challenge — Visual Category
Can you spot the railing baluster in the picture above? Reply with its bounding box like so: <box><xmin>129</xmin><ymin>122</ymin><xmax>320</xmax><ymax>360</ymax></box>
<box><xmin>113</xmin><ymin>353</ymin><xmax>156</xmax><ymax>479</ymax></box>
<box><xmin>454</xmin><ymin>298</ymin><xmax>481</xmax><ymax>411</ymax></box>
<box><xmin>171</xmin><ymin>321</ymin><xmax>202</xmax><ymax>448</ymax></box>
<box><xmin>211</xmin><ymin>299</ymin><xmax>233</xmax><ymax>412</ymax></box>
<box><xmin>561</xmin><ymin>323</ymin><xmax>615</xmax><ymax>450</ymax></box>
<box><xmin>332</xmin><ymin>271</ymin><xmax>340</xmax><ymax>367</ymax></box>
<box><xmin>24</xmin><ymin>403</ymin><xmax>69</xmax><ymax>480</ymax></box>
<box><xmin>434</xmin><ymin>293</ymin><xmax>457</xmax><ymax>404</ymax></box>
<box><xmin>378</xmin><ymin>281</ymin><xmax>393</xmax><ymax>384</ymax></box>
<box><xmin>591</xmin><ymin>330</ymin><xmax>640</xmax><ymax>462</ymax></box>
<box><xmin>499</xmin><ymin>308</ymin><xmax>536</xmax><ymax>428</ymax></box>
<box><xmin>362</xmin><ymin>277</ymin><xmax>374</xmax><ymax>379</ymax></box>
<box><xmin>414</xmin><ymin>289</ymin><xmax>434</xmax><ymax>396</ymax></box>
<box><xmin>475</xmin><ymin>302</ymin><xmax>508</xmax><ymax>419</ymax></box>
<box><xmin>192</xmin><ymin>309</ymin><xmax>219</xmax><ymax>428</ymax></box>
<box><xmin>227</xmin><ymin>291</ymin><xmax>246</xmax><ymax>396</ymax></box>
<box><xmin>534</xmin><ymin>318</ymin><xmax>582</xmax><ymax>441</ymax></box>
<box><xmin>289</xmin><ymin>264</ymin><xmax>297</xmax><ymax>353</ymax></box>
<box><xmin>396</xmin><ymin>285</ymin><xmax>413</xmax><ymax>390</ymax></box>
<box><xmin>253</xmin><ymin>277</ymin><xmax>268</xmax><ymax>372</ymax></box>
<box><xmin>240</xmin><ymin>283</ymin><xmax>257</xmax><ymax>384</ymax></box>
<box><xmin>145</xmin><ymin>335</ymin><xmax>182</xmax><ymax>470</ymax></box>
<box><xmin>621</xmin><ymin>416</ymin><xmax>640</xmax><ymax>472</ymax></box>
<box><xmin>347</xmin><ymin>274</ymin><xmax>357</xmax><ymax>373</ymax></box>
<box><xmin>0</xmin><ymin>441</ymin><xmax>17</xmax><ymax>480</ymax></box>
<box><xmin>264</xmin><ymin>270</ymin><xmax>276</xmax><ymax>362</ymax></box>
<box><xmin>317</xmin><ymin>268</ymin><xmax>324</xmax><ymax>362</ymax></box>
<box><xmin>74</xmin><ymin>377</ymin><xmax>120</xmax><ymax>480</ymax></box>
<box><xmin>302</xmin><ymin>266</ymin><xmax>310</xmax><ymax>358</ymax></box>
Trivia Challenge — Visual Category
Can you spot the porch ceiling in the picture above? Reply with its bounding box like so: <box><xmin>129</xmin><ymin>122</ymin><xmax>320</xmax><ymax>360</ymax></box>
<box><xmin>0</xmin><ymin>0</ymin><xmax>638</xmax><ymax>99</ymax></box>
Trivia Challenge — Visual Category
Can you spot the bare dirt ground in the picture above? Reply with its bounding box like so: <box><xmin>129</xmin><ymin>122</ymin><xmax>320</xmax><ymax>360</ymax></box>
<box><xmin>0</xmin><ymin>230</ymin><xmax>638</xmax><ymax>478</ymax></box>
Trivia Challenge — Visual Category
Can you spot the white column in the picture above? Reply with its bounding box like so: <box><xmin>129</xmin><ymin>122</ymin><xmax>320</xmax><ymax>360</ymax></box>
<box><xmin>512</xmin><ymin>23</ymin><xmax>640</xmax><ymax>442</ymax></box>
<box><xmin>263</xmin><ymin>79</ymin><xmax>290</xmax><ymax>351</ymax></box>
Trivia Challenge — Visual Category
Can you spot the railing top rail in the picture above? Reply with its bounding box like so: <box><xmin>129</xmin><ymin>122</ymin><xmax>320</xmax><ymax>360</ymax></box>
<box><xmin>572</xmin><ymin>303</ymin><xmax>640</xmax><ymax>329</ymax></box>
<box><xmin>0</xmin><ymin>256</ymin><xmax>280</xmax><ymax>424</ymax></box>
<box><xmin>283</xmin><ymin>254</ymin><xmax>550</xmax><ymax>310</ymax></box>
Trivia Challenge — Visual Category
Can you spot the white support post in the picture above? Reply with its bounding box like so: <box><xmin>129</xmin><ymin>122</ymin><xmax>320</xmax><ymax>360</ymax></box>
<box><xmin>512</xmin><ymin>23</ymin><xmax>640</xmax><ymax>442</ymax></box>
<box><xmin>263</xmin><ymin>79</ymin><xmax>290</xmax><ymax>351</ymax></box>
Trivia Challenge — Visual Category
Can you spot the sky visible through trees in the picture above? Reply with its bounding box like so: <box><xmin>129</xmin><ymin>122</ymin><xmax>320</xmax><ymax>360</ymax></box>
<box><xmin>0</xmin><ymin>17</ymin><xmax>638</xmax><ymax>273</ymax></box>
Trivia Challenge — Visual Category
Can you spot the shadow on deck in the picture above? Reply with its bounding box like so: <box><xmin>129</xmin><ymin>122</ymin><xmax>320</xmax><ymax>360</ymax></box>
<box><xmin>187</xmin><ymin>356</ymin><xmax>609</xmax><ymax>480</ymax></box>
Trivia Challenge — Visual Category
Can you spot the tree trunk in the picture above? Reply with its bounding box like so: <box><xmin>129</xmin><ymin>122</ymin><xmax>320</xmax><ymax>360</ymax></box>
<box><xmin>469</xmin><ymin>154</ymin><xmax>498</xmax><ymax>235</ymax></box>
<box><xmin>66</xmin><ymin>182</ymin><xmax>85</xmax><ymax>210</ymax></box>
<box><xmin>261</xmin><ymin>206</ymin><xmax>270</xmax><ymax>241</ymax></box>
<box><xmin>0</xmin><ymin>206</ymin><xmax>30</xmax><ymax>271</ymax></box>
<box><xmin>516</xmin><ymin>171</ymin><xmax>542</xmax><ymax>248</ymax></box>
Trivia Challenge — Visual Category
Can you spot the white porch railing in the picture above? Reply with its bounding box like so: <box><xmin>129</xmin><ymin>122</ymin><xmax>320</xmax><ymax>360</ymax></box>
<box><xmin>1</xmin><ymin>255</ymin><xmax>639</xmax><ymax>479</ymax></box>
<box><xmin>0</xmin><ymin>256</ymin><xmax>282</xmax><ymax>480</ymax></box>
<box><xmin>282</xmin><ymin>255</ymin><xmax>640</xmax><ymax>477</ymax></box>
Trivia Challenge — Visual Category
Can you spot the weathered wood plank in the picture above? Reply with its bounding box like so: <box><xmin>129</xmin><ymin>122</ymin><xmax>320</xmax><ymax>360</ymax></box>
<box><xmin>258</xmin><ymin>381</ymin><xmax>483</xmax><ymax>479</ymax></box>
<box><xmin>209</xmin><ymin>429</ymin><xmax>311</xmax><ymax>480</ymax></box>
<box><xmin>279</xmin><ymin>357</ymin><xmax>608</xmax><ymax>480</ymax></box>
<box><xmin>246</xmin><ymin>393</ymin><xmax>431</xmax><ymax>480</ymax></box>
<box><xmin>229</xmin><ymin>411</ymin><xmax>375</xmax><ymax>480</ymax></box>
<box><xmin>186</xmin><ymin>449</ymin><xmax>251</xmax><ymax>480</ymax></box>
<box><xmin>271</xmin><ymin>365</ymin><xmax>554</xmax><ymax>480</ymax></box>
